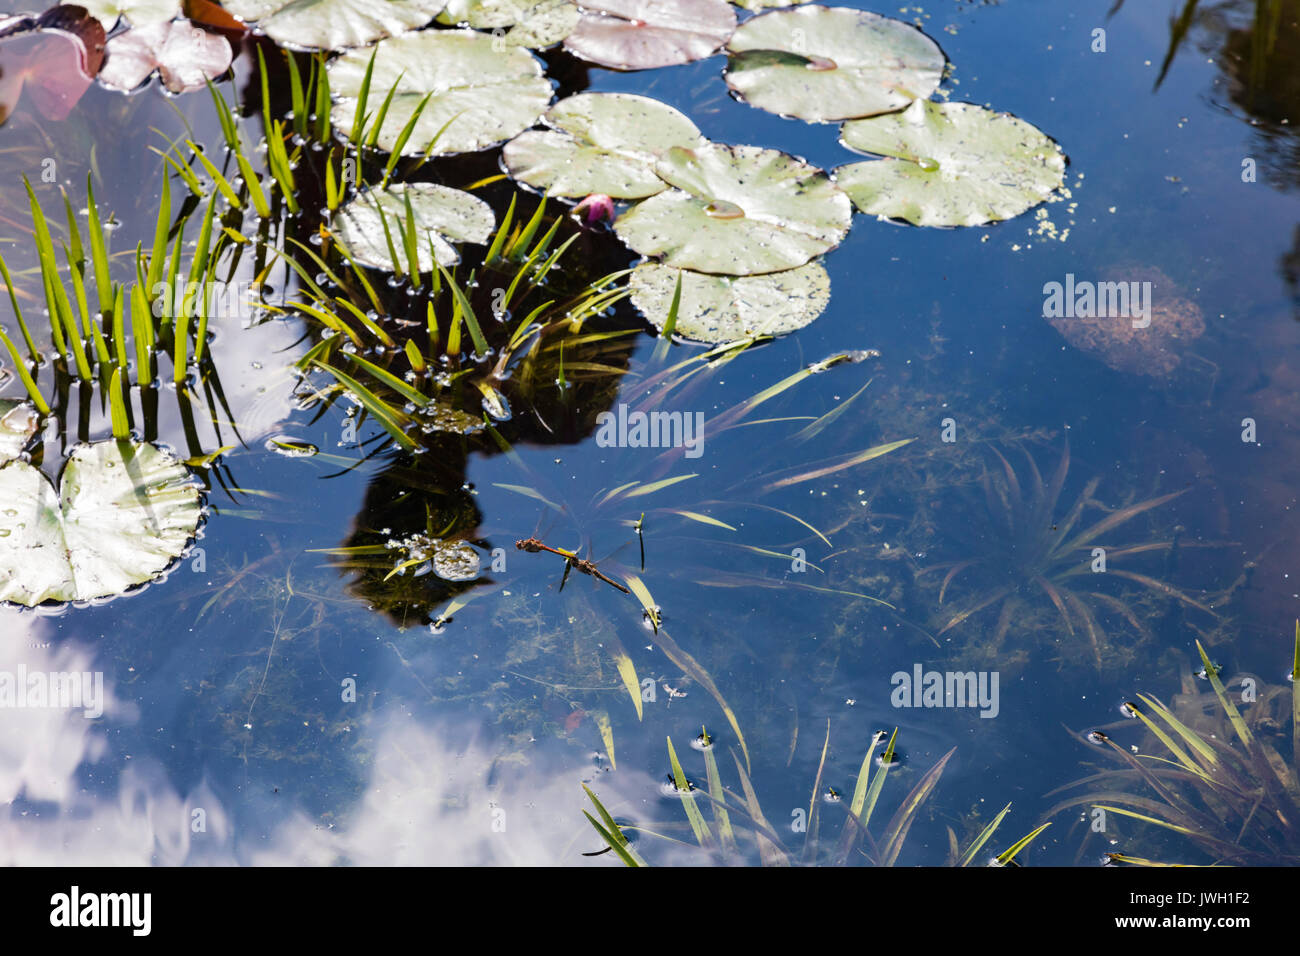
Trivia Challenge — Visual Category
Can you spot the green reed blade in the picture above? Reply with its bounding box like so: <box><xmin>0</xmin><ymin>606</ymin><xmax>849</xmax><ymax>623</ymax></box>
<box><xmin>60</xmin><ymin>190</ymin><xmax>84</xmax><ymax>272</ymax></box>
<box><xmin>312</xmin><ymin>54</ymin><xmax>331</xmax><ymax>141</ymax></box>
<box><xmin>109</xmin><ymin>367</ymin><xmax>129</xmax><ymax>439</ymax></box>
<box><xmin>363</xmin><ymin>73</ymin><xmax>405</xmax><ymax>149</ymax></box>
<box><xmin>0</xmin><ymin>324</ymin><xmax>49</xmax><ymax>413</ymax></box>
<box><xmin>506</xmin><ymin>198</ymin><xmax>547</xmax><ymax>261</ymax></box>
<box><xmin>993</xmin><ymin>822</ymin><xmax>1052</xmax><ymax>866</ymax></box>
<box><xmin>348</xmin><ymin>48</ymin><xmax>379</xmax><ymax>146</ymax></box>
<box><xmin>382</xmin><ymin>92</ymin><xmax>433</xmax><ymax>185</ymax></box>
<box><xmin>206</xmin><ymin>79</ymin><xmax>239</xmax><ymax>151</ymax></box>
<box><xmin>483</xmin><ymin>193</ymin><xmax>515</xmax><ymax>265</ymax></box>
<box><xmin>285</xmin><ymin>50</ymin><xmax>306</xmax><ymax>138</ymax></box>
<box><xmin>111</xmin><ymin>284</ymin><xmax>127</xmax><ymax>372</ymax></box>
<box><xmin>85</xmin><ymin>175</ymin><xmax>115</xmax><ymax>320</ymax></box>
<box><xmin>401</xmin><ymin>191</ymin><xmax>421</xmax><ymax>289</ymax></box>
<box><xmin>667</xmin><ymin>737</ymin><xmax>712</xmax><ymax>847</ymax></box>
<box><xmin>959</xmin><ymin>802</ymin><xmax>1012</xmax><ymax>866</ymax></box>
<box><xmin>436</xmin><ymin>264</ymin><xmax>488</xmax><ymax>357</ymax></box>
<box><xmin>144</xmin><ymin>169</ymin><xmax>172</xmax><ymax>297</ymax></box>
<box><xmin>236</xmin><ymin>153</ymin><xmax>271</xmax><ymax>219</ymax></box>
<box><xmin>404</xmin><ymin>339</ymin><xmax>425</xmax><ymax>374</ymax></box>
<box><xmin>340</xmin><ymin>351</ymin><xmax>430</xmax><ymax>408</ymax></box>
<box><xmin>0</xmin><ymin>253</ymin><xmax>40</xmax><ymax>362</ymax></box>
<box><xmin>309</xmin><ymin>359</ymin><xmax>416</xmax><ymax>450</ymax></box>
<box><xmin>186</xmin><ymin>141</ymin><xmax>243</xmax><ymax>209</ymax></box>
<box><xmin>131</xmin><ymin>284</ymin><xmax>154</xmax><ymax>386</ymax></box>
<box><xmin>879</xmin><ymin>746</ymin><xmax>954</xmax><ymax>866</ymax></box>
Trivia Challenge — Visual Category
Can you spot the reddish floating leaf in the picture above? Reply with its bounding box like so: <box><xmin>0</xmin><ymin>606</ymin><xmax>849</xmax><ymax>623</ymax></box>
<box><xmin>99</xmin><ymin>18</ymin><xmax>233</xmax><ymax>93</ymax></box>
<box><xmin>0</xmin><ymin>6</ymin><xmax>106</xmax><ymax>123</ymax></box>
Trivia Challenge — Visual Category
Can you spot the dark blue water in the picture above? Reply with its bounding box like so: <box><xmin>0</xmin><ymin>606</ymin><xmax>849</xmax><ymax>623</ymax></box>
<box><xmin>0</xmin><ymin>0</ymin><xmax>1297</xmax><ymax>865</ymax></box>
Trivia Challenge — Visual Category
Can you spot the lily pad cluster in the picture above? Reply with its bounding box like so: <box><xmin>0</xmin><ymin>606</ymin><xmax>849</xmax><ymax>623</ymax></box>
<box><xmin>0</xmin><ymin>415</ymin><xmax>203</xmax><ymax>607</ymax></box>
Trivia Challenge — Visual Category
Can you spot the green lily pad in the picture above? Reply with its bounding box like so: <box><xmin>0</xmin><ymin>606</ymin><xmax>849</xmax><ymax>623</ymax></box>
<box><xmin>502</xmin><ymin>92</ymin><xmax>705</xmax><ymax>198</ymax></box>
<box><xmin>563</xmin><ymin>0</ymin><xmax>736</xmax><ymax>71</ymax></box>
<box><xmin>724</xmin><ymin>5</ymin><xmax>944</xmax><ymax>122</ymax></box>
<box><xmin>614</xmin><ymin>143</ymin><xmax>852</xmax><ymax>276</ymax></box>
<box><xmin>333</xmin><ymin>183</ymin><xmax>496</xmax><ymax>272</ymax></box>
<box><xmin>836</xmin><ymin>99</ymin><xmax>1067</xmax><ymax>227</ymax></box>
<box><xmin>436</xmin><ymin>0</ymin><xmax>579</xmax><ymax>48</ymax></box>
<box><xmin>328</xmin><ymin>29</ymin><xmax>553</xmax><ymax>156</ymax></box>
<box><xmin>0</xmin><ymin>400</ymin><xmax>39</xmax><ymax>462</ymax></box>
<box><xmin>222</xmin><ymin>0</ymin><xmax>446</xmax><ymax>51</ymax></box>
<box><xmin>630</xmin><ymin>261</ymin><xmax>830</xmax><ymax>343</ymax></box>
<box><xmin>0</xmin><ymin>440</ymin><xmax>202</xmax><ymax>606</ymax></box>
<box><xmin>66</xmin><ymin>0</ymin><xmax>180</xmax><ymax>29</ymax></box>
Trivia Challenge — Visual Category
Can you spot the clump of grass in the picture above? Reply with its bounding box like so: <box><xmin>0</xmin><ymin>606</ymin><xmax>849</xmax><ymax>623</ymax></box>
<box><xmin>1046</xmin><ymin>624</ymin><xmax>1300</xmax><ymax>865</ymax></box>
<box><xmin>584</xmin><ymin>726</ymin><xmax>1049</xmax><ymax>866</ymax></box>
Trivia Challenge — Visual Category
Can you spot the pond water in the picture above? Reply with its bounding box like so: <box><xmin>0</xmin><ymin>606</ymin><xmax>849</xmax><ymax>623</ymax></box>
<box><xmin>0</xmin><ymin>0</ymin><xmax>1297</xmax><ymax>866</ymax></box>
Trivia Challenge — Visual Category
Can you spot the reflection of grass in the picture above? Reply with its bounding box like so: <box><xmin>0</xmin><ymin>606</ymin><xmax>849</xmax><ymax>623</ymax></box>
<box><xmin>918</xmin><ymin>442</ymin><xmax>1215</xmax><ymax>671</ymax></box>
<box><xmin>584</xmin><ymin>727</ymin><xmax>1050</xmax><ymax>866</ymax></box>
<box><xmin>1047</xmin><ymin>627</ymin><xmax>1300</xmax><ymax>865</ymax></box>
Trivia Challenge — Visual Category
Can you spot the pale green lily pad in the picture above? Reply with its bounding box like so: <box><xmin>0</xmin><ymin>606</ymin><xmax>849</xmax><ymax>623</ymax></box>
<box><xmin>333</xmin><ymin>183</ymin><xmax>496</xmax><ymax>272</ymax></box>
<box><xmin>836</xmin><ymin>99</ymin><xmax>1066</xmax><ymax>227</ymax></box>
<box><xmin>328</xmin><ymin>29</ymin><xmax>553</xmax><ymax>156</ymax></box>
<box><xmin>223</xmin><ymin>0</ymin><xmax>446</xmax><ymax>51</ymax></box>
<box><xmin>502</xmin><ymin>92</ymin><xmax>704</xmax><ymax>198</ymax></box>
<box><xmin>724</xmin><ymin>5</ymin><xmax>944</xmax><ymax>122</ymax></box>
<box><xmin>614</xmin><ymin>143</ymin><xmax>852</xmax><ymax>276</ymax></box>
<box><xmin>65</xmin><ymin>0</ymin><xmax>180</xmax><ymax>28</ymax></box>
<box><xmin>630</xmin><ymin>261</ymin><xmax>830</xmax><ymax>343</ymax></box>
<box><xmin>436</xmin><ymin>0</ymin><xmax>579</xmax><ymax>48</ymax></box>
<box><xmin>0</xmin><ymin>400</ymin><xmax>39</xmax><ymax>462</ymax></box>
<box><xmin>0</xmin><ymin>440</ymin><xmax>202</xmax><ymax>606</ymax></box>
<box><xmin>563</xmin><ymin>0</ymin><xmax>736</xmax><ymax>71</ymax></box>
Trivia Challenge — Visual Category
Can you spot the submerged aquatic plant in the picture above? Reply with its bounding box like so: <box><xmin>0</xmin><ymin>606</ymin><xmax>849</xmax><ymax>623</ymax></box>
<box><xmin>916</xmin><ymin>441</ymin><xmax>1217</xmax><ymax>671</ymax></box>
<box><xmin>583</xmin><ymin>726</ymin><xmax>1050</xmax><ymax>866</ymax></box>
<box><xmin>1046</xmin><ymin>629</ymin><xmax>1300</xmax><ymax>866</ymax></box>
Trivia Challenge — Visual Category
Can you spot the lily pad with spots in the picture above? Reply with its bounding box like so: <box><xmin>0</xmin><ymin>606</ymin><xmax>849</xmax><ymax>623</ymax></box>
<box><xmin>836</xmin><ymin>99</ymin><xmax>1066</xmax><ymax>227</ymax></box>
<box><xmin>630</xmin><ymin>261</ymin><xmax>830</xmax><ymax>343</ymax></box>
<box><xmin>436</xmin><ymin>0</ymin><xmax>579</xmax><ymax>48</ymax></box>
<box><xmin>502</xmin><ymin>92</ymin><xmax>705</xmax><ymax>198</ymax></box>
<box><xmin>724</xmin><ymin>5</ymin><xmax>944</xmax><ymax>122</ymax></box>
<box><xmin>0</xmin><ymin>440</ymin><xmax>202</xmax><ymax>607</ymax></box>
<box><xmin>563</xmin><ymin>0</ymin><xmax>735</xmax><ymax>71</ymax></box>
<box><xmin>222</xmin><ymin>0</ymin><xmax>446</xmax><ymax>51</ymax></box>
<box><xmin>614</xmin><ymin>143</ymin><xmax>852</xmax><ymax>276</ymax></box>
<box><xmin>328</xmin><ymin>29</ymin><xmax>553</xmax><ymax>156</ymax></box>
<box><xmin>333</xmin><ymin>183</ymin><xmax>496</xmax><ymax>272</ymax></box>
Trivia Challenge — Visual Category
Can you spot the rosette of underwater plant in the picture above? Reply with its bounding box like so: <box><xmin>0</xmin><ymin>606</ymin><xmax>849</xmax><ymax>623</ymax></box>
<box><xmin>436</xmin><ymin>0</ymin><xmax>579</xmax><ymax>48</ymax></box>
<box><xmin>0</xmin><ymin>434</ymin><xmax>202</xmax><ymax>606</ymax></box>
<box><xmin>502</xmin><ymin>92</ymin><xmax>705</xmax><ymax>199</ymax></box>
<box><xmin>723</xmin><ymin>6</ymin><xmax>945</xmax><ymax>123</ymax></box>
<box><xmin>563</xmin><ymin>0</ymin><xmax>736</xmax><ymax>70</ymax></box>
<box><xmin>327</xmin><ymin>29</ymin><xmax>554</xmax><ymax>158</ymax></box>
<box><xmin>333</xmin><ymin>183</ymin><xmax>496</xmax><ymax>271</ymax></box>
<box><xmin>615</xmin><ymin>143</ymin><xmax>851</xmax><ymax>276</ymax></box>
<box><xmin>836</xmin><ymin>99</ymin><xmax>1067</xmax><ymax>227</ymax></box>
<box><xmin>629</xmin><ymin>261</ymin><xmax>829</xmax><ymax>343</ymax></box>
<box><xmin>221</xmin><ymin>0</ymin><xmax>447</xmax><ymax>51</ymax></box>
